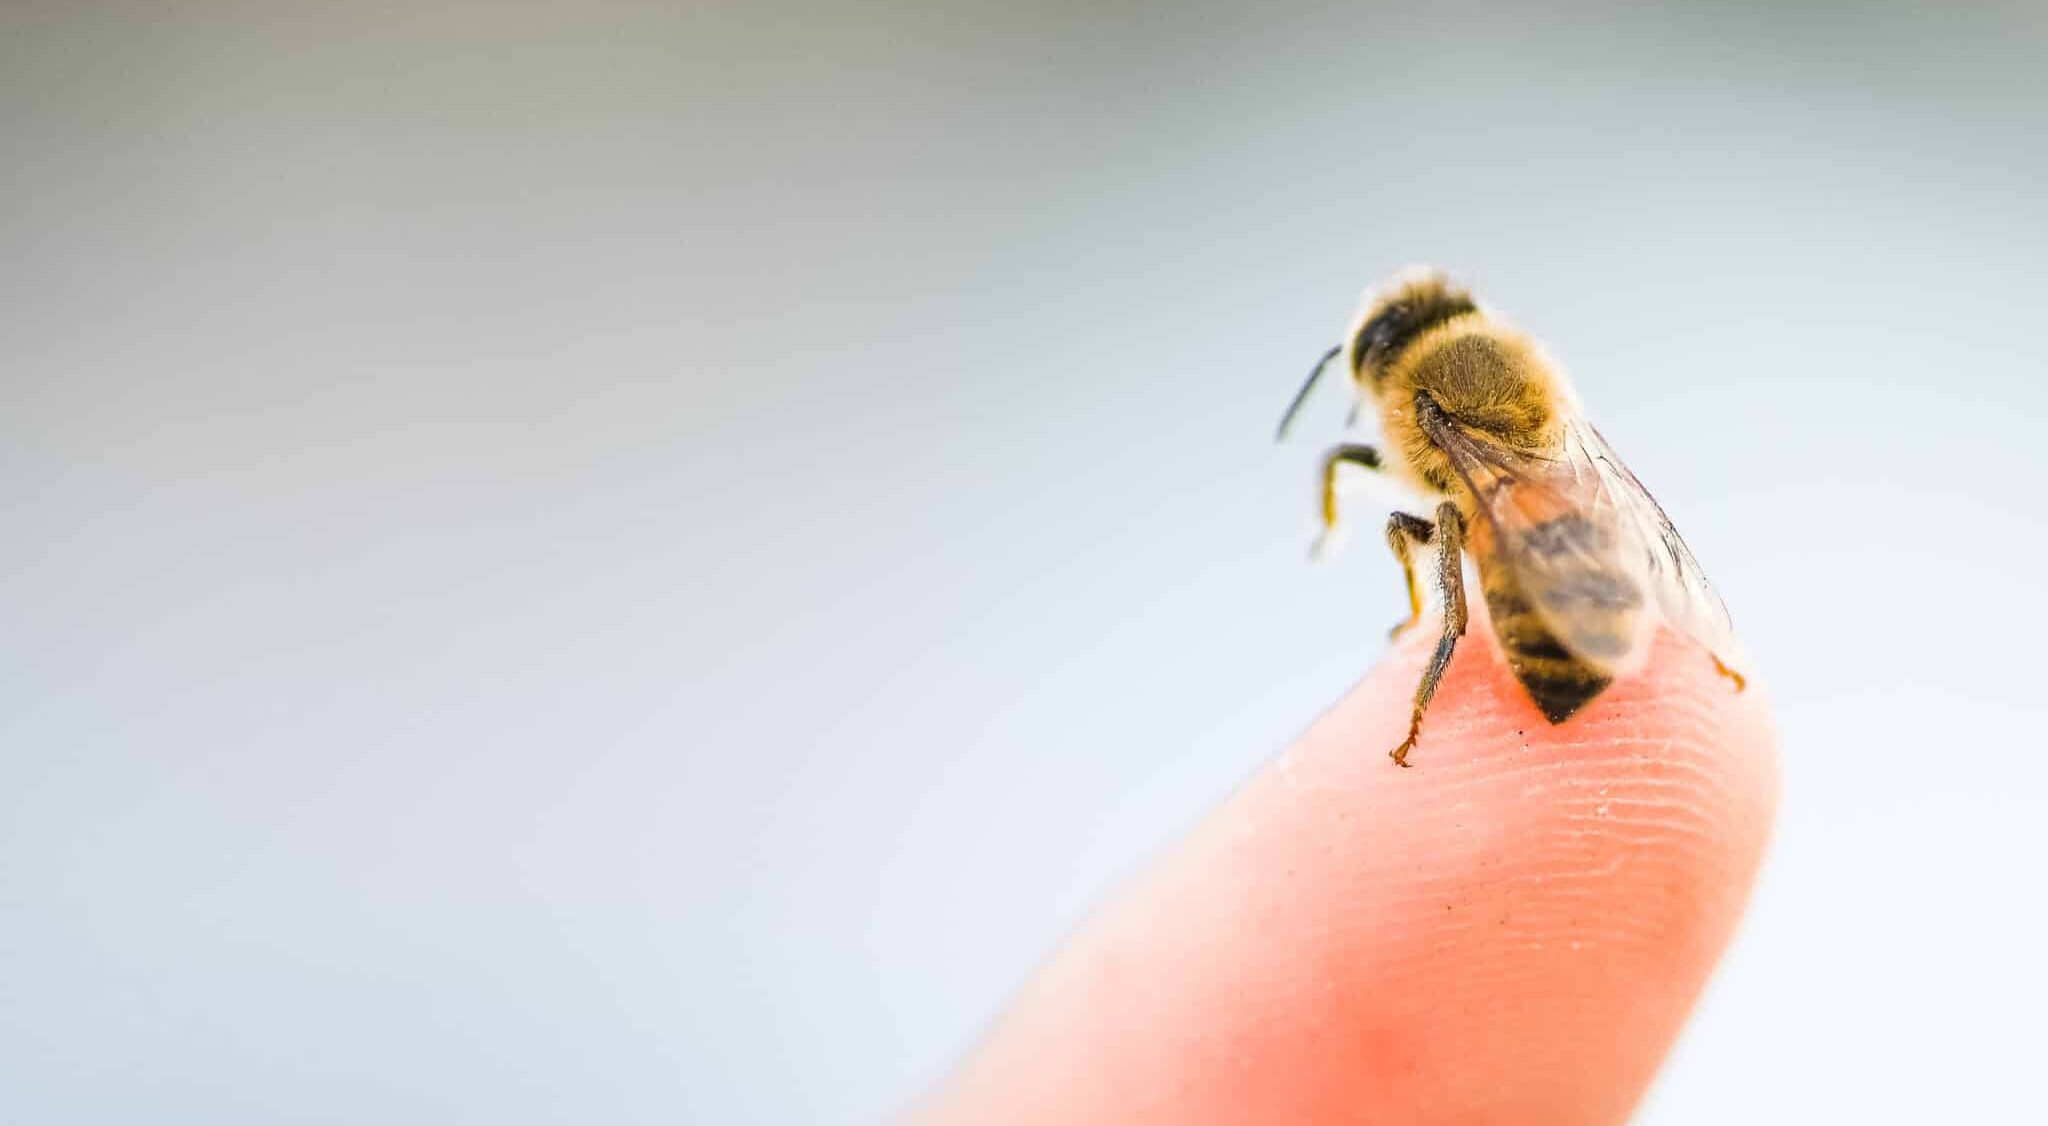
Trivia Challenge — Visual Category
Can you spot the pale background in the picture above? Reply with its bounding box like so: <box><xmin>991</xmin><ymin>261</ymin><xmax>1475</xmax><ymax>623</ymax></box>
<box><xmin>5</xmin><ymin>3</ymin><xmax>2045</xmax><ymax>1122</ymax></box>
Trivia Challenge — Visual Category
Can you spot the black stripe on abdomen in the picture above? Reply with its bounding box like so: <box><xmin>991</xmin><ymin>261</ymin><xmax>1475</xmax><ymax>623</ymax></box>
<box><xmin>1509</xmin><ymin>649</ymin><xmax>1612</xmax><ymax>723</ymax></box>
<box><xmin>1485</xmin><ymin>588</ymin><xmax>1615</xmax><ymax>724</ymax></box>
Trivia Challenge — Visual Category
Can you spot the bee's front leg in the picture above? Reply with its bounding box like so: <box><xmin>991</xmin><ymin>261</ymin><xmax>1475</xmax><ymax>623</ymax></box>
<box><xmin>1312</xmin><ymin>443</ymin><xmax>1384</xmax><ymax>558</ymax></box>
<box><xmin>1390</xmin><ymin>501</ymin><xmax>1468</xmax><ymax>768</ymax></box>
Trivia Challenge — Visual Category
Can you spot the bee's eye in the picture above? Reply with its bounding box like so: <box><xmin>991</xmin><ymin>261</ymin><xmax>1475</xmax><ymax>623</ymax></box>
<box><xmin>1352</xmin><ymin>291</ymin><xmax>1477</xmax><ymax>370</ymax></box>
<box><xmin>1376</xmin><ymin>304</ymin><xmax>1411</xmax><ymax>347</ymax></box>
<box><xmin>1355</xmin><ymin>304</ymin><xmax>1412</xmax><ymax>364</ymax></box>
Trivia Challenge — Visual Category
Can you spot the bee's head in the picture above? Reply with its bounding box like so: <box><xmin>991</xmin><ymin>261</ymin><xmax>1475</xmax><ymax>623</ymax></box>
<box><xmin>1347</xmin><ymin>270</ymin><xmax>1480</xmax><ymax>381</ymax></box>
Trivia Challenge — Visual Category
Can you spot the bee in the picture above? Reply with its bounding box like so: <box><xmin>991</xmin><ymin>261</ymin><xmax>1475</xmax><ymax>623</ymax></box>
<box><xmin>1279</xmin><ymin>270</ymin><xmax>1745</xmax><ymax>766</ymax></box>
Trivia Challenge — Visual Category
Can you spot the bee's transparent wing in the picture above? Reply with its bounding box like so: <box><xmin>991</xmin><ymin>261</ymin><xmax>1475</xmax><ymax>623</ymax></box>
<box><xmin>1418</xmin><ymin>410</ymin><xmax>1657</xmax><ymax>675</ymax></box>
<box><xmin>1565</xmin><ymin>417</ymin><xmax>1739</xmax><ymax>662</ymax></box>
<box><xmin>1418</xmin><ymin>405</ymin><xmax>1736</xmax><ymax>676</ymax></box>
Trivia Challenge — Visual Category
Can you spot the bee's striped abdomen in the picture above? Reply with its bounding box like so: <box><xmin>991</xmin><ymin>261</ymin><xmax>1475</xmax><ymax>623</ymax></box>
<box><xmin>1480</xmin><ymin>570</ymin><xmax>1624</xmax><ymax>724</ymax></box>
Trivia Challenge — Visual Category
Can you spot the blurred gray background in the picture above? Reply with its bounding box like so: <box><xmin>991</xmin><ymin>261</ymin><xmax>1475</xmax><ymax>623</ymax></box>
<box><xmin>6</xmin><ymin>2</ymin><xmax>2046</xmax><ymax>1122</ymax></box>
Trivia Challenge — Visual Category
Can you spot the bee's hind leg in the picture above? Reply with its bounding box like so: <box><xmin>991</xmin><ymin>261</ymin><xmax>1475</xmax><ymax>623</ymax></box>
<box><xmin>1391</xmin><ymin>501</ymin><xmax>1468</xmax><ymax>768</ymax></box>
<box><xmin>1312</xmin><ymin>443</ymin><xmax>1384</xmax><ymax>558</ymax></box>
<box><xmin>1711</xmin><ymin>652</ymin><xmax>1748</xmax><ymax>691</ymax></box>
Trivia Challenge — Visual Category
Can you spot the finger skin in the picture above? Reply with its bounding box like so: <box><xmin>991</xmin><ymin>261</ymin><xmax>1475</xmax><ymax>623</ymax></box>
<box><xmin>920</xmin><ymin>602</ymin><xmax>1778</xmax><ymax>1124</ymax></box>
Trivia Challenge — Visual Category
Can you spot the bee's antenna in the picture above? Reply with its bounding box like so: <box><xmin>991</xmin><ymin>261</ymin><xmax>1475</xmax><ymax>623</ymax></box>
<box><xmin>1275</xmin><ymin>344</ymin><xmax>1343</xmax><ymax>442</ymax></box>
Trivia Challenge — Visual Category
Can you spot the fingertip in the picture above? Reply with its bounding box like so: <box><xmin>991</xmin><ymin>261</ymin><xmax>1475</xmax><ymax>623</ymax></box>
<box><xmin>925</xmin><ymin>605</ymin><xmax>1777</xmax><ymax>1124</ymax></box>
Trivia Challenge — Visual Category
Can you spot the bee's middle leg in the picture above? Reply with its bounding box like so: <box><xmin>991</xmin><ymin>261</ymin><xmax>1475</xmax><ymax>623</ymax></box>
<box><xmin>1384</xmin><ymin>511</ymin><xmax>1435</xmax><ymax>640</ymax></box>
<box><xmin>1390</xmin><ymin>501</ymin><xmax>1468</xmax><ymax>768</ymax></box>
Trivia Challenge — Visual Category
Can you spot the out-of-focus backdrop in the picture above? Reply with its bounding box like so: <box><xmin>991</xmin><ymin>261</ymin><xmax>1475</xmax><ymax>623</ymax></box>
<box><xmin>6</xmin><ymin>3</ymin><xmax>2045</xmax><ymax>1122</ymax></box>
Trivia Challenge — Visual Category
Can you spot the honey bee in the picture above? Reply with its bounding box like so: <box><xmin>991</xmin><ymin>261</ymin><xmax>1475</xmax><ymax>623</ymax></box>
<box><xmin>1279</xmin><ymin>270</ymin><xmax>1745</xmax><ymax>766</ymax></box>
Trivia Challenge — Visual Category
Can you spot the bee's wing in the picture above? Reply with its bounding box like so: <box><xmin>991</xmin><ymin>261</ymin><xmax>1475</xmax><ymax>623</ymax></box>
<box><xmin>1419</xmin><ymin>411</ymin><xmax>1657</xmax><ymax>675</ymax></box>
<box><xmin>1566</xmin><ymin>417</ymin><xmax>1739</xmax><ymax>662</ymax></box>
<box><xmin>1430</xmin><ymin>408</ymin><xmax>1738</xmax><ymax>668</ymax></box>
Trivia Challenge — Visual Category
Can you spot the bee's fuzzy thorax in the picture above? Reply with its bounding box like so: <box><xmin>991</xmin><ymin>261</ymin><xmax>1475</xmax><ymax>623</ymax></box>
<box><xmin>1357</xmin><ymin>279</ymin><xmax>1569</xmax><ymax>500</ymax></box>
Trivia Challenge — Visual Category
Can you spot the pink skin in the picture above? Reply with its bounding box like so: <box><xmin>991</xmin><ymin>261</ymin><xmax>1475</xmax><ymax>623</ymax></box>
<box><xmin>920</xmin><ymin>600</ymin><xmax>1778</xmax><ymax>1124</ymax></box>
